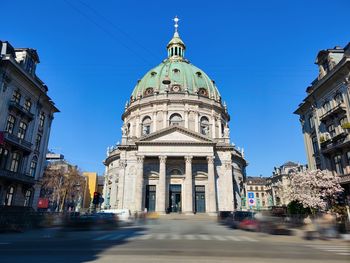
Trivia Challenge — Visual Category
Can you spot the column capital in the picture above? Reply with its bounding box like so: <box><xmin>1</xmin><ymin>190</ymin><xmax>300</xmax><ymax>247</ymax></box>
<box><xmin>137</xmin><ymin>155</ymin><xmax>145</xmax><ymax>163</ymax></box>
<box><xmin>185</xmin><ymin>156</ymin><xmax>193</xmax><ymax>163</ymax></box>
<box><xmin>119</xmin><ymin>160</ymin><xmax>127</xmax><ymax>168</ymax></box>
<box><xmin>206</xmin><ymin>156</ymin><xmax>215</xmax><ymax>164</ymax></box>
<box><xmin>159</xmin><ymin>155</ymin><xmax>167</xmax><ymax>163</ymax></box>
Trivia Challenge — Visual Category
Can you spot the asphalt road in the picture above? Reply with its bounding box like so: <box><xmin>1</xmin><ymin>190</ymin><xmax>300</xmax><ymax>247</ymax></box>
<box><xmin>0</xmin><ymin>216</ymin><xmax>349</xmax><ymax>263</ymax></box>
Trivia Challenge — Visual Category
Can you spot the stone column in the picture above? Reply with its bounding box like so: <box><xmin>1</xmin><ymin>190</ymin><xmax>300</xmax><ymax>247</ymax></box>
<box><xmin>207</xmin><ymin>156</ymin><xmax>217</xmax><ymax>215</ymax></box>
<box><xmin>218</xmin><ymin>119</ymin><xmax>222</xmax><ymax>138</ymax></box>
<box><xmin>195</xmin><ymin>112</ymin><xmax>199</xmax><ymax>132</ymax></box>
<box><xmin>184</xmin><ymin>156</ymin><xmax>193</xmax><ymax>214</ymax></box>
<box><xmin>157</xmin><ymin>156</ymin><xmax>167</xmax><ymax>214</ymax></box>
<box><xmin>153</xmin><ymin>112</ymin><xmax>157</xmax><ymax>133</ymax></box>
<box><xmin>135</xmin><ymin>155</ymin><xmax>144</xmax><ymax>212</ymax></box>
<box><xmin>117</xmin><ymin>160</ymin><xmax>127</xmax><ymax>209</ymax></box>
<box><xmin>136</xmin><ymin>116</ymin><xmax>140</xmax><ymax>137</ymax></box>
<box><xmin>185</xmin><ymin>110</ymin><xmax>189</xmax><ymax>128</ymax></box>
<box><xmin>163</xmin><ymin>111</ymin><xmax>168</xmax><ymax>128</ymax></box>
<box><xmin>211</xmin><ymin>116</ymin><xmax>216</xmax><ymax>138</ymax></box>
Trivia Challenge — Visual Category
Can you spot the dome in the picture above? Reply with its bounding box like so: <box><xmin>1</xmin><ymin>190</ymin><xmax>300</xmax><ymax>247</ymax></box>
<box><xmin>131</xmin><ymin>59</ymin><xmax>221</xmax><ymax>100</ymax></box>
<box><xmin>130</xmin><ymin>21</ymin><xmax>221</xmax><ymax>101</ymax></box>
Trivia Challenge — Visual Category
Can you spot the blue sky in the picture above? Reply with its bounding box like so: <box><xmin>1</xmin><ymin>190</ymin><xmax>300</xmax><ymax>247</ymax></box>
<box><xmin>2</xmin><ymin>0</ymin><xmax>349</xmax><ymax>176</ymax></box>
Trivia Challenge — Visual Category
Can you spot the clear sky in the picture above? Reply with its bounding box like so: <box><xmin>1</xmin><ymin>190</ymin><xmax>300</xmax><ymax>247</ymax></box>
<box><xmin>2</xmin><ymin>0</ymin><xmax>349</xmax><ymax>177</ymax></box>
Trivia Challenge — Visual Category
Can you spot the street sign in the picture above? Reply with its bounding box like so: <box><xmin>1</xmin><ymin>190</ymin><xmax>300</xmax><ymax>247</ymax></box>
<box><xmin>248</xmin><ymin>192</ymin><xmax>255</xmax><ymax>199</ymax></box>
<box><xmin>248</xmin><ymin>198</ymin><xmax>256</xmax><ymax>206</ymax></box>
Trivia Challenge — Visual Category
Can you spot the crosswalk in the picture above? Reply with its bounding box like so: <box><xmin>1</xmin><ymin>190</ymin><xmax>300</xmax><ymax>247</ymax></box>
<box><xmin>306</xmin><ymin>244</ymin><xmax>350</xmax><ymax>256</ymax></box>
<box><xmin>93</xmin><ymin>233</ymin><xmax>258</xmax><ymax>242</ymax></box>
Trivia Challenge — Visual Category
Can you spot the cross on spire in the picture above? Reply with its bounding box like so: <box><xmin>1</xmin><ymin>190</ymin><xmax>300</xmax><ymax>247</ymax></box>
<box><xmin>173</xmin><ymin>16</ymin><xmax>179</xmax><ymax>32</ymax></box>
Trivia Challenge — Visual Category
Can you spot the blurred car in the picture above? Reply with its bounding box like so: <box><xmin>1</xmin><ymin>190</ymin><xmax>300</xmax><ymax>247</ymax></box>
<box><xmin>229</xmin><ymin>211</ymin><xmax>256</xmax><ymax>229</ymax></box>
<box><xmin>100</xmin><ymin>209</ymin><xmax>134</xmax><ymax>225</ymax></box>
<box><xmin>239</xmin><ymin>218</ymin><xmax>259</xmax><ymax>231</ymax></box>
<box><xmin>217</xmin><ymin>211</ymin><xmax>233</xmax><ymax>225</ymax></box>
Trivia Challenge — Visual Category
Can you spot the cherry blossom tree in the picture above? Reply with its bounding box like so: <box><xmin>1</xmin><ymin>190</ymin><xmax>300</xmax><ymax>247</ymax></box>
<box><xmin>286</xmin><ymin>170</ymin><xmax>343</xmax><ymax>213</ymax></box>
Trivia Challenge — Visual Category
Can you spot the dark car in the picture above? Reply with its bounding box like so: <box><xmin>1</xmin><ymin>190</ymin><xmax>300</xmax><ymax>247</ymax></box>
<box><xmin>230</xmin><ymin>211</ymin><xmax>255</xmax><ymax>229</ymax></box>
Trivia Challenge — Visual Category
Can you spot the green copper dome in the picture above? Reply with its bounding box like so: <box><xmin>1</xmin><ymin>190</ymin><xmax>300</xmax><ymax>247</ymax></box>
<box><xmin>130</xmin><ymin>25</ymin><xmax>221</xmax><ymax>101</ymax></box>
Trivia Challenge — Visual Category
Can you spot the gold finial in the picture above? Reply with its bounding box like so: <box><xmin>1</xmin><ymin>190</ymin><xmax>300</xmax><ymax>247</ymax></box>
<box><xmin>173</xmin><ymin>16</ymin><xmax>179</xmax><ymax>32</ymax></box>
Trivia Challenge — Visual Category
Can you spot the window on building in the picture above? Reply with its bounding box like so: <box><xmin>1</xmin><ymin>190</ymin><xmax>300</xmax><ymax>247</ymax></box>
<box><xmin>255</xmin><ymin>186</ymin><xmax>258</xmax><ymax>191</ymax></box>
<box><xmin>334</xmin><ymin>93</ymin><xmax>344</xmax><ymax>105</ymax></box>
<box><xmin>4</xmin><ymin>186</ymin><xmax>15</xmax><ymax>206</ymax></box>
<box><xmin>256</xmin><ymin>193</ymin><xmax>260</xmax><ymax>198</ymax></box>
<box><xmin>262</xmin><ymin>193</ymin><xmax>265</xmax><ymax>197</ymax></box>
<box><xmin>347</xmin><ymin>152</ymin><xmax>350</xmax><ymax>165</ymax></box>
<box><xmin>9</xmin><ymin>152</ymin><xmax>20</xmax><ymax>172</ymax></box>
<box><xmin>39</xmin><ymin>112</ymin><xmax>45</xmax><ymax>128</ymax></box>
<box><xmin>309</xmin><ymin>115</ymin><xmax>315</xmax><ymax>129</ymax></box>
<box><xmin>35</xmin><ymin>134</ymin><xmax>42</xmax><ymax>151</ymax></box>
<box><xmin>142</xmin><ymin>116</ymin><xmax>152</xmax><ymax>135</ymax></box>
<box><xmin>323</xmin><ymin>101</ymin><xmax>331</xmax><ymax>113</ymax></box>
<box><xmin>29</xmin><ymin>157</ymin><xmax>37</xmax><ymax>177</ymax></box>
<box><xmin>340</xmin><ymin>117</ymin><xmax>348</xmax><ymax>130</ymax></box>
<box><xmin>17</xmin><ymin>121</ymin><xmax>27</xmax><ymax>140</ymax></box>
<box><xmin>200</xmin><ymin>116</ymin><xmax>210</xmax><ymax>136</ymax></box>
<box><xmin>327</xmin><ymin>124</ymin><xmax>335</xmax><ymax>137</ymax></box>
<box><xmin>5</xmin><ymin>115</ymin><xmax>16</xmax><ymax>134</ymax></box>
<box><xmin>23</xmin><ymin>189</ymin><xmax>32</xmax><ymax>207</ymax></box>
<box><xmin>334</xmin><ymin>155</ymin><xmax>343</xmax><ymax>175</ymax></box>
<box><xmin>24</xmin><ymin>99</ymin><xmax>31</xmax><ymax>111</ymax></box>
<box><xmin>169</xmin><ymin>113</ymin><xmax>182</xmax><ymax>126</ymax></box>
<box><xmin>0</xmin><ymin>147</ymin><xmax>9</xmax><ymax>169</ymax></box>
<box><xmin>12</xmin><ymin>90</ymin><xmax>21</xmax><ymax>104</ymax></box>
<box><xmin>262</xmin><ymin>201</ymin><xmax>266</xmax><ymax>206</ymax></box>
<box><xmin>312</xmin><ymin>136</ymin><xmax>319</xmax><ymax>154</ymax></box>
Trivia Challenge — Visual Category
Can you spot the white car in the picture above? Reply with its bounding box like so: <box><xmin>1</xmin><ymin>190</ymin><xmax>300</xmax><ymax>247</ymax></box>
<box><xmin>99</xmin><ymin>209</ymin><xmax>134</xmax><ymax>225</ymax></box>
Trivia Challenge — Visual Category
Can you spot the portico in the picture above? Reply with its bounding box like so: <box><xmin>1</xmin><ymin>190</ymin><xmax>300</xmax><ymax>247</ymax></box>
<box><xmin>134</xmin><ymin>126</ymin><xmax>217</xmax><ymax>215</ymax></box>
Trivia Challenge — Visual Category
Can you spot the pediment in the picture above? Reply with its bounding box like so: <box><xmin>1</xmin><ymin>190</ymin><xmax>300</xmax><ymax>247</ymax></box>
<box><xmin>137</xmin><ymin>126</ymin><xmax>213</xmax><ymax>144</ymax></box>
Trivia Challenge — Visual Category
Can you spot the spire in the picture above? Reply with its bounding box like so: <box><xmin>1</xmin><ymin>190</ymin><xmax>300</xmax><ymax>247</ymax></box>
<box><xmin>167</xmin><ymin>16</ymin><xmax>186</xmax><ymax>59</ymax></box>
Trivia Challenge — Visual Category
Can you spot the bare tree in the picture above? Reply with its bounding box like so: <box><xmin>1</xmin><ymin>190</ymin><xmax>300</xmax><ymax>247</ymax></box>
<box><xmin>41</xmin><ymin>164</ymin><xmax>85</xmax><ymax>212</ymax></box>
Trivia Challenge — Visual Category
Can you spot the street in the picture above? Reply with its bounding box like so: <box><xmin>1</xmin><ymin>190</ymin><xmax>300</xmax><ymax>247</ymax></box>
<box><xmin>0</xmin><ymin>215</ymin><xmax>349</xmax><ymax>263</ymax></box>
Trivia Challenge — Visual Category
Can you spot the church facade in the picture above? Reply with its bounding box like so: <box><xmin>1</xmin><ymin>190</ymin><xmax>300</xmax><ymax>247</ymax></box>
<box><xmin>103</xmin><ymin>19</ymin><xmax>247</xmax><ymax>215</ymax></box>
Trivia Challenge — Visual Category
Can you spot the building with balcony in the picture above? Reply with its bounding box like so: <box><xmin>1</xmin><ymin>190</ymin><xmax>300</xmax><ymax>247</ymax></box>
<box><xmin>294</xmin><ymin>42</ymin><xmax>350</xmax><ymax>205</ymax></box>
<box><xmin>265</xmin><ymin>162</ymin><xmax>308</xmax><ymax>207</ymax></box>
<box><xmin>0</xmin><ymin>41</ymin><xmax>58</xmax><ymax>209</ymax></box>
<box><xmin>103</xmin><ymin>19</ymin><xmax>247</xmax><ymax>215</ymax></box>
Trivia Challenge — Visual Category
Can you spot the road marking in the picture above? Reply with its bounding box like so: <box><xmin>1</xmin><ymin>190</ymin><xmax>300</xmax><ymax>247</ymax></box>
<box><xmin>184</xmin><ymin>235</ymin><xmax>196</xmax><ymax>240</ymax></box>
<box><xmin>213</xmin><ymin>235</ymin><xmax>227</xmax><ymax>241</ymax></box>
<box><xmin>226</xmin><ymin>236</ymin><xmax>240</xmax><ymax>241</ymax></box>
<box><xmin>110</xmin><ymin>234</ymin><xmax>126</xmax><ymax>240</ymax></box>
<box><xmin>305</xmin><ymin>244</ymin><xmax>350</xmax><ymax>256</ymax></box>
<box><xmin>197</xmin><ymin>235</ymin><xmax>211</xmax><ymax>240</ymax></box>
<box><xmin>239</xmin><ymin>236</ymin><xmax>257</xmax><ymax>242</ymax></box>
<box><xmin>93</xmin><ymin>234</ymin><xmax>116</xmax><ymax>241</ymax></box>
<box><xmin>137</xmin><ymin>234</ymin><xmax>152</xmax><ymax>240</ymax></box>
<box><xmin>155</xmin><ymin>234</ymin><xmax>166</xmax><ymax>240</ymax></box>
<box><xmin>170</xmin><ymin>234</ymin><xmax>180</xmax><ymax>240</ymax></box>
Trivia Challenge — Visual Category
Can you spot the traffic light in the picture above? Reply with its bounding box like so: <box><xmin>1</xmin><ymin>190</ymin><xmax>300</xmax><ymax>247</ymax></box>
<box><xmin>93</xmin><ymin>192</ymin><xmax>100</xmax><ymax>205</ymax></box>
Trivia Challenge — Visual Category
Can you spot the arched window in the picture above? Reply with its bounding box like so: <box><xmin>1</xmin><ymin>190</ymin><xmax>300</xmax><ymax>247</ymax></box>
<box><xmin>169</xmin><ymin>113</ymin><xmax>182</xmax><ymax>126</ymax></box>
<box><xmin>24</xmin><ymin>189</ymin><xmax>32</xmax><ymax>207</ymax></box>
<box><xmin>142</xmin><ymin>116</ymin><xmax>152</xmax><ymax>135</ymax></box>
<box><xmin>5</xmin><ymin>186</ymin><xmax>15</xmax><ymax>206</ymax></box>
<box><xmin>29</xmin><ymin>156</ymin><xmax>38</xmax><ymax>177</ymax></box>
<box><xmin>170</xmin><ymin>168</ymin><xmax>182</xmax><ymax>177</ymax></box>
<box><xmin>198</xmin><ymin>88</ymin><xmax>208</xmax><ymax>97</ymax></box>
<box><xmin>200</xmin><ymin>116</ymin><xmax>210</xmax><ymax>135</ymax></box>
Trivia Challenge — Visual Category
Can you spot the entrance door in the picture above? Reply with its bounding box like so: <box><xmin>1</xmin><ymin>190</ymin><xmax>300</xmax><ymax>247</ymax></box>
<box><xmin>169</xmin><ymin>184</ymin><xmax>182</xmax><ymax>213</ymax></box>
<box><xmin>145</xmin><ymin>185</ymin><xmax>156</xmax><ymax>212</ymax></box>
<box><xmin>195</xmin><ymin>186</ymin><xmax>206</xmax><ymax>213</ymax></box>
